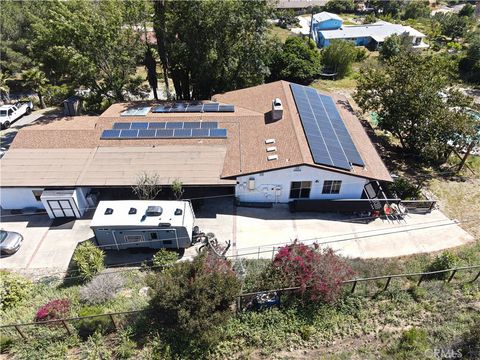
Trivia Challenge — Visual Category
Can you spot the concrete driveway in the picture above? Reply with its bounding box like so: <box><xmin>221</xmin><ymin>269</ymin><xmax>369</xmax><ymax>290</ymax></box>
<box><xmin>195</xmin><ymin>199</ymin><xmax>474</xmax><ymax>260</ymax></box>
<box><xmin>0</xmin><ymin>212</ymin><xmax>93</xmax><ymax>274</ymax></box>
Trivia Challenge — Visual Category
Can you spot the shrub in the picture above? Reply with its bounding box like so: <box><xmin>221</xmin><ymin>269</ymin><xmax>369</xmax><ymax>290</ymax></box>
<box><xmin>79</xmin><ymin>272</ymin><xmax>125</xmax><ymax>304</ymax></box>
<box><xmin>426</xmin><ymin>251</ymin><xmax>458</xmax><ymax>280</ymax></box>
<box><xmin>321</xmin><ymin>40</ymin><xmax>357</xmax><ymax>79</ymax></box>
<box><xmin>75</xmin><ymin>305</ymin><xmax>114</xmax><ymax>340</ymax></box>
<box><xmin>152</xmin><ymin>249</ymin><xmax>178</xmax><ymax>270</ymax></box>
<box><xmin>270</xmin><ymin>243</ymin><xmax>355</xmax><ymax>303</ymax></box>
<box><xmin>80</xmin><ymin>331</ymin><xmax>112</xmax><ymax>359</ymax></box>
<box><xmin>387</xmin><ymin>177</ymin><xmax>422</xmax><ymax>199</ymax></box>
<box><xmin>35</xmin><ymin>299</ymin><xmax>71</xmax><ymax>322</ymax></box>
<box><xmin>148</xmin><ymin>251</ymin><xmax>242</xmax><ymax>353</ymax></box>
<box><xmin>391</xmin><ymin>328</ymin><xmax>430</xmax><ymax>358</ymax></box>
<box><xmin>72</xmin><ymin>241</ymin><xmax>105</xmax><ymax>282</ymax></box>
<box><xmin>115</xmin><ymin>330</ymin><xmax>137</xmax><ymax>359</ymax></box>
<box><xmin>354</xmin><ymin>47</ymin><xmax>368</xmax><ymax>62</ymax></box>
<box><xmin>0</xmin><ymin>271</ymin><xmax>33</xmax><ymax>310</ymax></box>
<box><xmin>0</xmin><ymin>335</ymin><xmax>15</xmax><ymax>353</ymax></box>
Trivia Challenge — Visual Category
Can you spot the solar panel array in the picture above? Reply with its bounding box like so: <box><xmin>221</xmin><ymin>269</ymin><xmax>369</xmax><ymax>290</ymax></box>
<box><xmin>290</xmin><ymin>83</ymin><xmax>364</xmax><ymax>170</ymax></box>
<box><xmin>120</xmin><ymin>106</ymin><xmax>151</xmax><ymax>117</ymax></box>
<box><xmin>101</xmin><ymin>121</ymin><xmax>227</xmax><ymax>139</ymax></box>
<box><xmin>151</xmin><ymin>102</ymin><xmax>234</xmax><ymax>113</ymax></box>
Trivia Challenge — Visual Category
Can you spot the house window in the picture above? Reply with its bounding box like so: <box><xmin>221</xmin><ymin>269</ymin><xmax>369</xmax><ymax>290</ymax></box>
<box><xmin>32</xmin><ymin>189</ymin><xmax>43</xmax><ymax>201</ymax></box>
<box><xmin>289</xmin><ymin>181</ymin><xmax>311</xmax><ymax>199</ymax></box>
<box><xmin>293</xmin><ymin>167</ymin><xmax>301</xmax><ymax>172</ymax></box>
<box><xmin>322</xmin><ymin>180</ymin><xmax>342</xmax><ymax>194</ymax></box>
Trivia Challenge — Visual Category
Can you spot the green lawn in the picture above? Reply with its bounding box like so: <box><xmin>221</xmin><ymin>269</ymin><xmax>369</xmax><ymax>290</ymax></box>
<box><xmin>268</xmin><ymin>25</ymin><xmax>296</xmax><ymax>43</ymax></box>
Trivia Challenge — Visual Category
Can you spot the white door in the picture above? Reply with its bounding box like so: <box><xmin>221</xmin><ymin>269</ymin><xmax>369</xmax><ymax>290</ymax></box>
<box><xmin>47</xmin><ymin>200</ymin><xmax>76</xmax><ymax>218</ymax></box>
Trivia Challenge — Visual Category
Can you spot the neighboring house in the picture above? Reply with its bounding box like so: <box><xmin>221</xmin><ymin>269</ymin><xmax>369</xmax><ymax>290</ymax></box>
<box><xmin>310</xmin><ymin>12</ymin><xmax>343</xmax><ymax>43</ymax></box>
<box><xmin>0</xmin><ymin>81</ymin><xmax>392</xmax><ymax>218</ymax></box>
<box><xmin>311</xmin><ymin>12</ymin><xmax>428</xmax><ymax>49</ymax></box>
<box><xmin>274</xmin><ymin>0</ymin><xmax>328</xmax><ymax>9</ymax></box>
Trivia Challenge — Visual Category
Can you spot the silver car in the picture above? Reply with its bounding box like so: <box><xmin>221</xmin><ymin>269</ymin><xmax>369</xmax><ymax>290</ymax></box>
<box><xmin>0</xmin><ymin>230</ymin><xmax>23</xmax><ymax>255</ymax></box>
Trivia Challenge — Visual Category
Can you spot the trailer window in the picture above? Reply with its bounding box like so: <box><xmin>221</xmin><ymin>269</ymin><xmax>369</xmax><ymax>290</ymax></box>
<box><xmin>125</xmin><ymin>235</ymin><xmax>143</xmax><ymax>243</ymax></box>
<box><xmin>150</xmin><ymin>232</ymin><xmax>158</xmax><ymax>240</ymax></box>
<box><xmin>163</xmin><ymin>240</ymin><xmax>172</xmax><ymax>245</ymax></box>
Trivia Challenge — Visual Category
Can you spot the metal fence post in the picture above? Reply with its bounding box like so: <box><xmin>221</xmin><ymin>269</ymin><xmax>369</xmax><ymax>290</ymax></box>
<box><xmin>271</xmin><ymin>247</ymin><xmax>275</xmax><ymax>260</ymax></box>
<box><xmin>257</xmin><ymin>247</ymin><xmax>260</xmax><ymax>260</ymax></box>
<box><xmin>417</xmin><ymin>274</ymin><xmax>424</xmax><ymax>286</ymax></box>
<box><xmin>384</xmin><ymin>276</ymin><xmax>392</xmax><ymax>291</ymax></box>
<box><xmin>61</xmin><ymin>320</ymin><xmax>72</xmax><ymax>336</ymax></box>
<box><xmin>109</xmin><ymin>314</ymin><xmax>117</xmax><ymax>331</ymax></box>
<box><xmin>447</xmin><ymin>270</ymin><xmax>457</xmax><ymax>283</ymax></box>
<box><xmin>14</xmin><ymin>325</ymin><xmax>27</xmax><ymax>339</ymax></box>
<box><xmin>472</xmin><ymin>270</ymin><xmax>480</xmax><ymax>283</ymax></box>
<box><xmin>351</xmin><ymin>280</ymin><xmax>357</xmax><ymax>293</ymax></box>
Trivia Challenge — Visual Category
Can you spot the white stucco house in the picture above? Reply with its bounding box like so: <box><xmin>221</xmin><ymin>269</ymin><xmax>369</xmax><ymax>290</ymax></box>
<box><xmin>0</xmin><ymin>81</ymin><xmax>392</xmax><ymax>218</ymax></box>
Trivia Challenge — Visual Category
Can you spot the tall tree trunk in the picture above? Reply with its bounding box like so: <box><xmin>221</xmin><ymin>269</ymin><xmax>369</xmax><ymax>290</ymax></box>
<box><xmin>38</xmin><ymin>91</ymin><xmax>46</xmax><ymax>109</ymax></box>
<box><xmin>144</xmin><ymin>47</ymin><xmax>159</xmax><ymax>101</ymax></box>
<box><xmin>153</xmin><ymin>0</ymin><xmax>170</xmax><ymax>99</ymax></box>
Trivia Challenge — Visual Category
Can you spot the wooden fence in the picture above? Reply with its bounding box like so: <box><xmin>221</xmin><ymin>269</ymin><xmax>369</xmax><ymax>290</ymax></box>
<box><xmin>1</xmin><ymin>265</ymin><xmax>479</xmax><ymax>339</ymax></box>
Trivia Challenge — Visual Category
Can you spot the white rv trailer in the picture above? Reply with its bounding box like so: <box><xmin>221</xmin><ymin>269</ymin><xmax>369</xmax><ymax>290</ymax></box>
<box><xmin>90</xmin><ymin>200</ymin><xmax>195</xmax><ymax>250</ymax></box>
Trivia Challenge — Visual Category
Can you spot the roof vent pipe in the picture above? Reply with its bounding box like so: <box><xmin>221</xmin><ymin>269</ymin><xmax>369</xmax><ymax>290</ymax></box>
<box><xmin>272</xmin><ymin>98</ymin><xmax>283</xmax><ymax>121</ymax></box>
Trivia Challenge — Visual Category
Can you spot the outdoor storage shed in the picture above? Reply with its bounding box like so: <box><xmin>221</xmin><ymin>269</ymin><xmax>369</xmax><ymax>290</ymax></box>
<box><xmin>41</xmin><ymin>188</ymin><xmax>89</xmax><ymax>219</ymax></box>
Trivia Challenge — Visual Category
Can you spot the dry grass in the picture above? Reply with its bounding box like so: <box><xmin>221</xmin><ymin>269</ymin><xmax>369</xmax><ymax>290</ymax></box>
<box><xmin>268</xmin><ymin>25</ymin><xmax>296</xmax><ymax>43</ymax></box>
<box><xmin>428</xmin><ymin>178</ymin><xmax>480</xmax><ymax>239</ymax></box>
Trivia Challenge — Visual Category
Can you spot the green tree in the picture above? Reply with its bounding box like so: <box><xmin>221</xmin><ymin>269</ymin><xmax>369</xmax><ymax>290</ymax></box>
<box><xmin>171</xmin><ymin>179</ymin><xmax>184</xmax><ymax>200</ymax></box>
<box><xmin>458</xmin><ymin>3</ymin><xmax>475</xmax><ymax>17</ymax></box>
<box><xmin>21</xmin><ymin>68</ymin><xmax>48</xmax><ymax>108</ymax></box>
<box><xmin>402</xmin><ymin>0</ymin><xmax>430</xmax><ymax>20</ymax></box>
<box><xmin>379</xmin><ymin>33</ymin><xmax>413</xmax><ymax>61</ymax></box>
<box><xmin>354</xmin><ymin>52</ymin><xmax>476</xmax><ymax>162</ymax></box>
<box><xmin>153</xmin><ymin>0</ymin><xmax>273</xmax><ymax>100</ymax></box>
<box><xmin>321</xmin><ymin>40</ymin><xmax>356</xmax><ymax>79</ymax></box>
<box><xmin>148</xmin><ymin>251</ymin><xmax>242</xmax><ymax>355</ymax></box>
<box><xmin>459</xmin><ymin>31</ymin><xmax>480</xmax><ymax>84</ymax></box>
<box><xmin>30</xmin><ymin>0</ymin><xmax>146</xmax><ymax>111</ymax></box>
<box><xmin>323</xmin><ymin>0</ymin><xmax>355</xmax><ymax>13</ymax></box>
<box><xmin>269</xmin><ymin>37</ymin><xmax>322</xmax><ymax>82</ymax></box>
<box><xmin>370</xmin><ymin>0</ymin><xmax>404</xmax><ymax>18</ymax></box>
<box><xmin>432</xmin><ymin>13</ymin><xmax>471</xmax><ymax>41</ymax></box>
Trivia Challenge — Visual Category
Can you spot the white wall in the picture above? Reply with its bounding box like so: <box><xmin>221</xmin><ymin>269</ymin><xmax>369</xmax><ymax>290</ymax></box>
<box><xmin>0</xmin><ymin>188</ymin><xmax>45</xmax><ymax>209</ymax></box>
<box><xmin>235</xmin><ymin>165</ymin><xmax>367</xmax><ymax>203</ymax></box>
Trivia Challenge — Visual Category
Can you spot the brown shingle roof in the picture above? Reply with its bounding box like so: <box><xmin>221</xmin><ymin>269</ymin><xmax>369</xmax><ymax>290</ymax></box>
<box><xmin>2</xmin><ymin>81</ymin><xmax>392</xmax><ymax>187</ymax></box>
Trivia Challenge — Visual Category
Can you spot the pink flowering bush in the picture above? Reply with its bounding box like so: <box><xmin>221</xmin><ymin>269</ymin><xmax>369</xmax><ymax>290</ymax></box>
<box><xmin>34</xmin><ymin>299</ymin><xmax>71</xmax><ymax>322</ymax></box>
<box><xmin>271</xmin><ymin>242</ymin><xmax>355</xmax><ymax>303</ymax></box>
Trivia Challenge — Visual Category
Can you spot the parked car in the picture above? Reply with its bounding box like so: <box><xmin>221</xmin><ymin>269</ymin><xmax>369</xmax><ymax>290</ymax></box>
<box><xmin>0</xmin><ymin>101</ymin><xmax>33</xmax><ymax>129</ymax></box>
<box><xmin>0</xmin><ymin>230</ymin><xmax>23</xmax><ymax>255</ymax></box>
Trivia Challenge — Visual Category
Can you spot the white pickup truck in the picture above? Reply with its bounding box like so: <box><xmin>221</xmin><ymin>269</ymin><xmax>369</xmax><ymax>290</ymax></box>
<box><xmin>0</xmin><ymin>101</ymin><xmax>33</xmax><ymax>129</ymax></box>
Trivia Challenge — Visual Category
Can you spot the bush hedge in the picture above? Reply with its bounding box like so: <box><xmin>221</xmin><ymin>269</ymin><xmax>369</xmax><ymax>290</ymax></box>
<box><xmin>72</xmin><ymin>241</ymin><xmax>105</xmax><ymax>282</ymax></box>
<box><xmin>0</xmin><ymin>271</ymin><xmax>33</xmax><ymax>310</ymax></box>
<box><xmin>35</xmin><ymin>299</ymin><xmax>71</xmax><ymax>322</ymax></box>
<box><xmin>75</xmin><ymin>305</ymin><xmax>114</xmax><ymax>340</ymax></box>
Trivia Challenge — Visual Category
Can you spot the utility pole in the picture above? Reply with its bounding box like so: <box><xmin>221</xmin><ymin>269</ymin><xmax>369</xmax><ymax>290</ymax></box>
<box><xmin>308</xmin><ymin>6</ymin><xmax>314</xmax><ymax>43</ymax></box>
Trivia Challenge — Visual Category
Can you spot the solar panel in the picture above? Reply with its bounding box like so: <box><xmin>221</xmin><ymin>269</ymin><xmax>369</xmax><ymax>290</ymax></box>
<box><xmin>183</xmin><ymin>122</ymin><xmax>201</xmax><ymax>129</ymax></box>
<box><xmin>155</xmin><ymin>129</ymin><xmax>174</xmax><ymax>137</ymax></box>
<box><xmin>209</xmin><ymin>128</ymin><xmax>227</xmax><ymax>138</ymax></box>
<box><xmin>148</xmin><ymin>122</ymin><xmax>166</xmax><ymax>129</ymax></box>
<box><xmin>101</xmin><ymin>129</ymin><xmax>121</xmax><ymax>139</ymax></box>
<box><xmin>173</xmin><ymin>129</ymin><xmax>192</xmax><ymax>137</ymax></box>
<box><xmin>219</xmin><ymin>105</ymin><xmax>235</xmax><ymax>112</ymax></box>
<box><xmin>120</xmin><ymin>106</ymin><xmax>151</xmax><ymax>116</ymax></box>
<box><xmin>192</xmin><ymin>128</ymin><xmax>210</xmax><ymax>137</ymax></box>
<box><xmin>203</xmin><ymin>103</ymin><xmax>220</xmax><ymax>112</ymax></box>
<box><xmin>290</xmin><ymin>83</ymin><xmax>363</xmax><ymax>170</ymax></box>
<box><xmin>185</xmin><ymin>105</ymin><xmax>203</xmax><ymax>112</ymax></box>
<box><xmin>113</xmin><ymin>123</ymin><xmax>131</xmax><ymax>130</ymax></box>
<box><xmin>151</xmin><ymin>106</ymin><xmax>169</xmax><ymax>113</ymax></box>
<box><xmin>120</xmin><ymin>129</ymin><xmax>138</xmax><ymax>138</ymax></box>
<box><xmin>138</xmin><ymin>129</ymin><xmax>156</xmax><ymax>138</ymax></box>
<box><xmin>130</xmin><ymin>122</ymin><xmax>149</xmax><ymax>130</ymax></box>
<box><xmin>165</xmin><ymin>122</ymin><xmax>183</xmax><ymax>129</ymax></box>
<box><xmin>200</xmin><ymin>122</ymin><xmax>218</xmax><ymax>129</ymax></box>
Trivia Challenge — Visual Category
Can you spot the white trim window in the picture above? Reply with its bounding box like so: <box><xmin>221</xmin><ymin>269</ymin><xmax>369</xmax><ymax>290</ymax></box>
<box><xmin>322</xmin><ymin>180</ymin><xmax>342</xmax><ymax>194</ymax></box>
<box><xmin>289</xmin><ymin>181</ymin><xmax>312</xmax><ymax>199</ymax></box>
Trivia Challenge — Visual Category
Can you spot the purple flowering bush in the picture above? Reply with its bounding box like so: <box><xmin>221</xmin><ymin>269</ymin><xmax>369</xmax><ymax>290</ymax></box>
<box><xmin>34</xmin><ymin>299</ymin><xmax>71</xmax><ymax>322</ymax></box>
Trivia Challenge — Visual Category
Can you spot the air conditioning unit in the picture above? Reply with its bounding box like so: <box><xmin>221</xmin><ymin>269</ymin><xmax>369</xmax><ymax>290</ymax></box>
<box><xmin>248</xmin><ymin>178</ymin><xmax>255</xmax><ymax>190</ymax></box>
